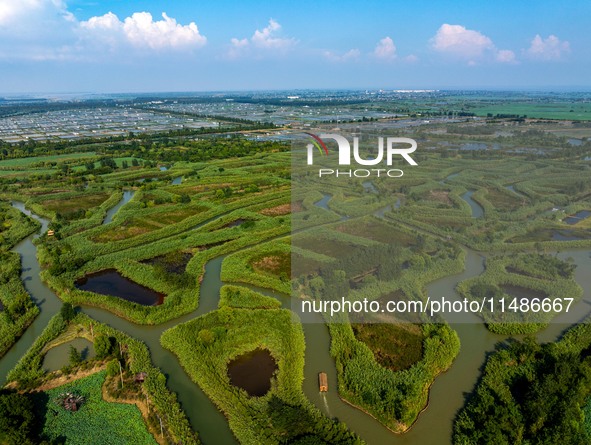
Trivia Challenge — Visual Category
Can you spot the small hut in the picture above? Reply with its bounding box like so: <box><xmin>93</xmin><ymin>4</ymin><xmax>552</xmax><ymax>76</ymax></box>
<box><xmin>135</xmin><ymin>372</ymin><xmax>148</xmax><ymax>383</ymax></box>
<box><xmin>318</xmin><ymin>372</ymin><xmax>328</xmax><ymax>392</ymax></box>
<box><xmin>56</xmin><ymin>392</ymin><xmax>85</xmax><ymax>412</ymax></box>
<box><xmin>47</xmin><ymin>230</ymin><xmax>55</xmax><ymax>236</ymax></box>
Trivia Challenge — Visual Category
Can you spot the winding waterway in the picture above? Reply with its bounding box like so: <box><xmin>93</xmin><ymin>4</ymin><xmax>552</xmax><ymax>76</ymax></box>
<box><xmin>461</xmin><ymin>190</ymin><xmax>484</xmax><ymax>219</ymax></box>
<box><xmin>103</xmin><ymin>190</ymin><xmax>135</xmax><ymax>224</ymax></box>
<box><xmin>2</xmin><ymin>197</ymin><xmax>591</xmax><ymax>445</ymax></box>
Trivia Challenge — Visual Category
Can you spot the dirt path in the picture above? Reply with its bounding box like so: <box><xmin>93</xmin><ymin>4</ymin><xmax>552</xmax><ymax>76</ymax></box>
<box><xmin>32</xmin><ymin>364</ymin><xmax>106</xmax><ymax>391</ymax></box>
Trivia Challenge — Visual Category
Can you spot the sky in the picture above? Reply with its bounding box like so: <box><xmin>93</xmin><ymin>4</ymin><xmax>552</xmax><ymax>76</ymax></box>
<box><xmin>0</xmin><ymin>0</ymin><xmax>589</xmax><ymax>93</ymax></box>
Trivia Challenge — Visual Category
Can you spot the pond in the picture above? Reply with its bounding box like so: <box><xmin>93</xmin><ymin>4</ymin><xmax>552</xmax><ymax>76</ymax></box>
<box><xmin>568</xmin><ymin>138</ymin><xmax>583</xmax><ymax>146</ymax></box>
<box><xmin>499</xmin><ymin>284</ymin><xmax>547</xmax><ymax>301</ymax></box>
<box><xmin>362</xmin><ymin>181</ymin><xmax>378</xmax><ymax>194</ymax></box>
<box><xmin>313</xmin><ymin>194</ymin><xmax>331</xmax><ymax>211</ymax></box>
<box><xmin>460</xmin><ymin>142</ymin><xmax>488</xmax><ymax>151</ymax></box>
<box><xmin>227</xmin><ymin>348</ymin><xmax>277</xmax><ymax>397</ymax></box>
<box><xmin>171</xmin><ymin>176</ymin><xmax>182</xmax><ymax>185</ymax></box>
<box><xmin>141</xmin><ymin>252</ymin><xmax>193</xmax><ymax>274</ymax></box>
<box><xmin>43</xmin><ymin>338</ymin><xmax>95</xmax><ymax>372</ymax></box>
<box><xmin>563</xmin><ymin>210</ymin><xmax>591</xmax><ymax>225</ymax></box>
<box><xmin>75</xmin><ymin>269</ymin><xmax>165</xmax><ymax>306</ymax></box>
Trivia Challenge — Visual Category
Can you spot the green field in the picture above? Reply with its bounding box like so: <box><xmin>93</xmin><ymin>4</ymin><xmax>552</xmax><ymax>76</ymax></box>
<box><xmin>472</xmin><ymin>102</ymin><xmax>591</xmax><ymax>120</ymax></box>
<box><xmin>0</xmin><ymin>152</ymin><xmax>97</xmax><ymax>168</ymax></box>
<box><xmin>34</xmin><ymin>371</ymin><xmax>157</xmax><ymax>445</ymax></box>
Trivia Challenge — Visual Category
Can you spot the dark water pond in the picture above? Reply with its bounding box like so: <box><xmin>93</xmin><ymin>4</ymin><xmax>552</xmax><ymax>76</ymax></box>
<box><xmin>500</xmin><ymin>284</ymin><xmax>547</xmax><ymax>301</ymax></box>
<box><xmin>141</xmin><ymin>252</ymin><xmax>193</xmax><ymax>274</ymax></box>
<box><xmin>563</xmin><ymin>210</ymin><xmax>591</xmax><ymax>225</ymax></box>
<box><xmin>75</xmin><ymin>269</ymin><xmax>164</xmax><ymax>306</ymax></box>
<box><xmin>227</xmin><ymin>349</ymin><xmax>277</xmax><ymax>397</ymax></box>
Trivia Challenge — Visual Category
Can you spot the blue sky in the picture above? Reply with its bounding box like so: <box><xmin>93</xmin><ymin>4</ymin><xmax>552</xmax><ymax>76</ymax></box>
<box><xmin>0</xmin><ymin>0</ymin><xmax>589</xmax><ymax>93</ymax></box>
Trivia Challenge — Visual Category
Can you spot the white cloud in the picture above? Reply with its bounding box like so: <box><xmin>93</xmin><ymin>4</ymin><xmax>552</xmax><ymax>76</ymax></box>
<box><xmin>227</xmin><ymin>19</ymin><xmax>296</xmax><ymax>58</ymax></box>
<box><xmin>0</xmin><ymin>0</ymin><xmax>77</xmax><ymax>59</ymax></box>
<box><xmin>373</xmin><ymin>37</ymin><xmax>396</xmax><ymax>60</ymax></box>
<box><xmin>0</xmin><ymin>0</ymin><xmax>74</xmax><ymax>34</ymax></box>
<box><xmin>0</xmin><ymin>0</ymin><xmax>71</xmax><ymax>26</ymax></box>
<box><xmin>431</xmin><ymin>24</ymin><xmax>515</xmax><ymax>64</ymax></box>
<box><xmin>526</xmin><ymin>34</ymin><xmax>570</xmax><ymax>60</ymax></box>
<box><xmin>80</xmin><ymin>12</ymin><xmax>206</xmax><ymax>50</ymax></box>
<box><xmin>496</xmin><ymin>49</ymin><xmax>516</xmax><ymax>63</ymax></box>
<box><xmin>431</xmin><ymin>24</ymin><xmax>494</xmax><ymax>58</ymax></box>
<box><xmin>323</xmin><ymin>48</ymin><xmax>360</xmax><ymax>62</ymax></box>
<box><xmin>0</xmin><ymin>0</ymin><xmax>39</xmax><ymax>25</ymax></box>
<box><xmin>0</xmin><ymin>2</ymin><xmax>206</xmax><ymax>60</ymax></box>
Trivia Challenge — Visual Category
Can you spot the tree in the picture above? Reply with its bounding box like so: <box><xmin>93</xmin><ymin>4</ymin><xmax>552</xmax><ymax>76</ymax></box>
<box><xmin>60</xmin><ymin>302</ymin><xmax>75</xmax><ymax>322</ymax></box>
<box><xmin>94</xmin><ymin>334</ymin><xmax>114</xmax><ymax>359</ymax></box>
<box><xmin>0</xmin><ymin>392</ymin><xmax>38</xmax><ymax>445</ymax></box>
<box><xmin>68</xmin><ymin>345</ymin><xmax>82</xmax><ymax>366</ymax></box>
<box><xmin>106</xmin><ymin>359</ymin><xmax>120</xmax><ymax>377</ymax></box>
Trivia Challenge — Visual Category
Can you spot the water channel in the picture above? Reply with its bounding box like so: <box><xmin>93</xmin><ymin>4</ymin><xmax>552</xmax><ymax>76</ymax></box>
<box><xmin>461</xmin><ymin>191</ymin><xmax>484</xmax><ymax>219</ymax></box>
<box><xmin>2</xmin><ymin>195</ymin><xmax>591</xmax><ymax>445</ymax></box>
<box><xmin>103</xmin><ymin>190</ymin><xmax>136</xmax><ymax>224</ymax></box>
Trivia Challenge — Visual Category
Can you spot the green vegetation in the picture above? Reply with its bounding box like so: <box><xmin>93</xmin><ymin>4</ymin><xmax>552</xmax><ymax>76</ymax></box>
<box><xmin>0</xmin><ymin>250</ymin><xmax>39</xmax><ymax>358</ymax></box>
<box><xmin>0</xmin><ymin>391</ymin><xmax>42</xmax><ymax>445</ymax></box>
<box><xmin>219</xmin><ymin>285</ymin><xmax>281</xmax><ymax>310</ymax></box>
<box><xmin>222</xmin><ymin>241</ymin><xmax>291</xmax><ymax>293</ymax></box>
<box><xmin>162</xmin><ymin>307</ymin><xmax>362</xmax><ymax>445</ymax></box>
<box><xmin>454</xmin><ymin>323</ymin><xmax>591</xmax><ymax>444</ymax></box>
<box><xmin>7</xmin><ymin>312</ymin><xmax>199</xmax><ymax>445</ymax></box>
<box><xmin>351</xmin><ymin>323</ymin><xmax>424</xmax><ymax>372</ymax></box>
<box><xmin>34</xmin><ymin>371</ymin><xmax>158</xmax><ymax>445</ymax></box>
<box><xmin>14</xmin><ymin>147</ymin><xmax>291</xmax><ymax>325</ymax></box>
<box><xmin>330</xmin><ymin>322</ymin><xmax>459</xmax><ymax>432</ymax></box>
<box><xmin>2</xmin><ymin>102</ymin><xmax>591</xmax><ymax>444</ymax></box>
<box><xmin>0</xmin><ymin>203</ymin><xmax>40</xmax><ymax>358</ymax></box>
<box><xmin>0</xmin><ymin>202</ymin><xmax>40</xmax><ymax>246</ymax></box>
<box><xmin>457</xmin><ymin>254</ymin><xmax>582</xmax><ymax>333</ymax></box>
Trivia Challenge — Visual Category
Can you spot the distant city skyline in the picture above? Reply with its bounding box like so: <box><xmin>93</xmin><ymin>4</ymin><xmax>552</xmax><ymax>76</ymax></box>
<box><xmin>0</xmin><ymin>0</ymin><xmax>589</xmax><ymax>93</ymax></box>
